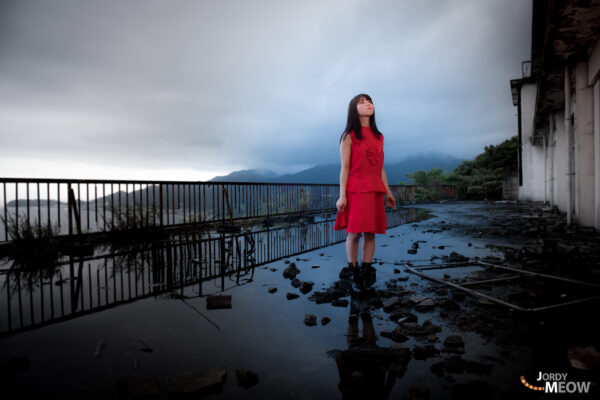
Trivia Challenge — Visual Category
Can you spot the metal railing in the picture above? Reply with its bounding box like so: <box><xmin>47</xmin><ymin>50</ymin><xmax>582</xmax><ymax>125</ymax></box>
<box><xmin>0</xmin><ymin>207</ymin><xmax>426</xmax><ymax>336</ymax></box>
<box><xmin>0</xmin><ymin>178</ymin><xmax>455</xmax><ymax>243</ymax></box>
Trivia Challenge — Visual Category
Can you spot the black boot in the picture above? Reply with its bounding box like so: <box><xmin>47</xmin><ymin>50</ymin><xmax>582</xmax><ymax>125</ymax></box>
<box><xmin>360</xmin><ymin>262</ymin><xmax>376</xmax><ymax>287</ymax></box>
<box><xmin>348</xmin><ymin>262</ymin><xmax>364</xmax><ymax>290</ymax></box>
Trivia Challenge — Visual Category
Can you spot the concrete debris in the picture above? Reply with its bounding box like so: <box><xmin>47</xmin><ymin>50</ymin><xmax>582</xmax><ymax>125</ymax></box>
<box><xmin>286</xmin><ymin>293</ymin><xmax>299</xmax><ymax>300</ymax></box>
<box><xmin>304</xmin><ymin>314</ymin><xmax>317</xmax><ymax>326</ymax></box>
<box><xmin>115</xmin><ymin>376</ymin><xmax>160</xmax><ymax>400</ymax></box>
<box><xmin>282</xmin><ymin>264</ymin><xmax>300</xmax><ymax>279</ymax></box>
<box><xmin>236</xmin><ymin>369</ymin><xmax>259</xmax><ymax>389</ymax></box>
<box><xmin>168</xmin><ymin>367</ymin><xmax>227</xmax><ymax>397</ymax></box>
<box><xmin>404</xmin><ymin>384</ymin><xmax>430</xmax><ymax>400</ymax></box>
<box><xmin>567</xmin><ymin>346</ymin><xmax>600</xmax><ymax>371</ymax></box>
<box><xmin>331</xmin><ymin>299</ymin><xmax>349</xmax><ymax>307</ymax></box>
<box><xmin>300</xmin><ymin>281</ymin><xmax>314</xmax><ymax>294</ymax></box>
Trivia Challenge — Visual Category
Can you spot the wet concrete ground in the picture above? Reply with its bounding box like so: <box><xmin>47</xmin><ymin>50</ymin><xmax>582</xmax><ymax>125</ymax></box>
<box><xmin>1</xmin><ymin>201</ymin><xmax>599</xmax><ymax>399</ymax></box>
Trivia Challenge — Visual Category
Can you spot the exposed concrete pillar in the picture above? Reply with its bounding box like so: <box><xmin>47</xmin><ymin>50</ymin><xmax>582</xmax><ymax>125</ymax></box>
<box><xmin>543</xmin><ymin>131</ymin><xmax>549</xmax><ymax>204</ymax></box>
<box><xmin>548</xmin><ymin>114</ymin><xmax>555</xmax><ymax>205</ymax></box>
<box><xmin>594</xmin><ymin>81</ymin><xmax>600</xmax><ymax>231</ymax></box>
<box><xmin>575</xmin><ymin>62</ymin><xmax>595</xmax><ymax>227</ymax></box>
<box><xmin>565</xmin><ymin>66</ymin><xmax>574</xmax><ymax>225</ymax></box>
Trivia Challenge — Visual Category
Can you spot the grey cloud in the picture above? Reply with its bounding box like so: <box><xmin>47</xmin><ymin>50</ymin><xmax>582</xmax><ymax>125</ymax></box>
<box><xmin>0</xmin><ymin>0</ymin><xmax>531</xmax><ymax>178</ymax></box>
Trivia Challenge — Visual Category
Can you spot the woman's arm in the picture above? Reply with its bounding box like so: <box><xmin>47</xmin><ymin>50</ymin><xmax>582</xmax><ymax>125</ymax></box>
<box><xmin>381</xmin><ymin>168</ymin><xmax>396</xmax><ymax>209</ymax></box>
<box><xmin>380</xmin><ymin>136</ymin><xmax>396</xmax><ymax>209</ymax></box>
<box><xmin>336</xmin><ymin>134</ymin><xmax>352</xmax><ymax>211</ymax></box>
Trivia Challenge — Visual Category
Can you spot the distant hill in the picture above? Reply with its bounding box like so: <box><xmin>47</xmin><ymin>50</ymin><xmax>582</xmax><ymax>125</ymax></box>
<box><xmin>210</xmin><ymin>153</ymin><xmax>463</xmax><ymax>184</ymax></box>
<box><xmin>209</xmin><ymin>169</ymin><xmax>281</xmax><ymax>182</ymax></box>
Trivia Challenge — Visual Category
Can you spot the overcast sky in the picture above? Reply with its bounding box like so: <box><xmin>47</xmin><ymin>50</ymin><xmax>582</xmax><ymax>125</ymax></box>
<box><xmin>0</xmin><ymin>0</ymin><xmax>532</xmax><ymax>181</ymax></box>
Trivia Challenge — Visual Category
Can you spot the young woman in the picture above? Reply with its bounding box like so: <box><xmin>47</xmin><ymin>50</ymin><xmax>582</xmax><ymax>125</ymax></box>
<box><xmin>334</xmin><ymin>94</ymin><xmax>396</xmax><ymax>281</ymax></box>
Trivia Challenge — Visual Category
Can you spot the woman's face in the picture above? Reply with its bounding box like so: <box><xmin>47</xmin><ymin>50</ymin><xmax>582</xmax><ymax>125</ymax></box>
<box><xmin>356</xmin><ymin>97</ymin><xmax>374</xmax><ymax>117</ymax></box>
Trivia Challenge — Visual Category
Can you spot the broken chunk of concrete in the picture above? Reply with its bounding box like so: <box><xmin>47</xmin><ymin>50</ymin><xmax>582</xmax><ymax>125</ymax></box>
<box><xmin>413</xmin><ymin>345</ymin><xmax>440</xmax><ymax>360</ymax></box>
<box><xmin>567</xmin><ymin>346</ymin><xmax>600</xmax><ymax>371</ymax></box>
<box><xmin>168</xmin><ymin>367</ymin><xmax>226</xmax><ymax>397</ymax></box>
<box><xmin>404</xmin><ymin>384</ymin><xmax>430</xmax><ymax>400</ymax></box>
<box><xmin>304</xmin><ymin>314</ymin><xmax>317</xmax><ymax>326</ymax></box>
<box><xmin>116</xmin><ymin>375</ymin><xmax>160</xmax><ymax>400</ymax></box>
<box><xmin>300</xmin><ymin>281</ymin><xmax>314</xmax><ymax>294</ymax></box>
<box><xmin>331</xmin><ymin>299</ymin><xmax>349</xmax><ymax>307</ymax></box>
<box><xmin>286</xmin><ymin>293</ymin><xmax>299</xmax><ymax>300</ymax></box>
<box><xmin>206</xmin><ymin>295</ymin><xmax>232</xmax><ymax>309</ymax></box>
<box><xmin>283</xmin><ymin>264</ymin><xmax>300</xmax><ymax>279</ymax></box>
<box><xmin>236</xmin><ymin>369</ymin><xmax>259</xmax><ymax>389</ymax></box>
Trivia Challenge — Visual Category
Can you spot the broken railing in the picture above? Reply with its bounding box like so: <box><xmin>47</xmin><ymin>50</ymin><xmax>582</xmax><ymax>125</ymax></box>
<box><xmin>0</xmin><ymin>178</ymin><xmax>456</xmax><ymax>243</ymax></box>
<box><xmin>404</xmin><ymin>261</ymin><xmax>600</xmax><ymax>312</ymax></box>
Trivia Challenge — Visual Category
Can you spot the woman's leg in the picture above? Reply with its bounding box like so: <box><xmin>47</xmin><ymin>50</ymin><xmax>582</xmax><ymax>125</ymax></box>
<box><xmin>362</xmin><ymin>233</ymin><xmax>375</xmax><ymax>263</ymax></box>
<box><xmin>346</xmin><ymin>232</ymin><xmax>361</xmax><ymax>266</ymax></box>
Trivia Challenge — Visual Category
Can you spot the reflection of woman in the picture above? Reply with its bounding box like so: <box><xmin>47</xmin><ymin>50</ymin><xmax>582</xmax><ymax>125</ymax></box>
<box><xmin>333</xmin><ymin>290</ymin><xmax>396</xmax><ymax>399</ymax></box>
<box><xmin>335</xmin><ymin>94</ymin><xmax>396</xmax><ymax>282</ymax></box>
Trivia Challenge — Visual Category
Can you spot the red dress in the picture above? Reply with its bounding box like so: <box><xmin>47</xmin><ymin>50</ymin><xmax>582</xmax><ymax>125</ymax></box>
<box><xmin>334</xmin><ymin>126</ymin><xmax>387</xmax><ymax>234</ymax></box>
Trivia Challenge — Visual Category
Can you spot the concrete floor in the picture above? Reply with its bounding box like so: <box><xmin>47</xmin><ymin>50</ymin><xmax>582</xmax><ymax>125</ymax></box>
<box><xmin>1</xmin><ymin>201</ymin><xmax>598</xmax><ymax>399</ymax></box>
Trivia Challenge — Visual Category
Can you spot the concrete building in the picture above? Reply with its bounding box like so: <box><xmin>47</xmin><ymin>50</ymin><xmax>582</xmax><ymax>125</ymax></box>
<box><xmin>510</xmin><ymin>0</ymin><xmax>600</xmax><ymax>230</ymax></box>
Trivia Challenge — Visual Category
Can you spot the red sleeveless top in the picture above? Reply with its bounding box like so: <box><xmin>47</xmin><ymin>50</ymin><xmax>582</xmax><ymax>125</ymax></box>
<box><xmin>346</xmin><ymin>126</ymin><xmax>386</xmax><ymax>193</ymax></box>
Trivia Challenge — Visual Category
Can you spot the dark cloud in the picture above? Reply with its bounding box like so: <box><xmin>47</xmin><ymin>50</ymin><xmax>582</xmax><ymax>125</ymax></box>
<box><xmin>0</xmin><ymin>0</ymin><xmax>531</xmax><ymax>179</ymax></box>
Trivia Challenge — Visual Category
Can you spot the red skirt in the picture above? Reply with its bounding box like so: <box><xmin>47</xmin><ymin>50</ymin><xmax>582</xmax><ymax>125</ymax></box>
<box><xmin>334</xmin><ymin>192</ymin><xmax>386</xmax><ymax>234</ymax></box>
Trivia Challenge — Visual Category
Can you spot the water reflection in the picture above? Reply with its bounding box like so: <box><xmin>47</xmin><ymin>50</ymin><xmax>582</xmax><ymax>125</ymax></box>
<box><xmin>330</xmin><ymin>272</ymin><xmax>411</xmax><ymax>400</ymax></box>
<box><xmin>0</xmin><ymin>207</ymin><xmax>428</xmax><ymax>336</ymax></box>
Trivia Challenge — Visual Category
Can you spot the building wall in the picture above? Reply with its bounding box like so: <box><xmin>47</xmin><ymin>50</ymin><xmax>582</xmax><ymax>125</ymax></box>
<box><xmin>574</xmin><ymin>62</ymin><xmax>595</xmax><ymax>226</ymax></box>
<box><xmin>551</xmin><ymin>111</ymin><xmax>569</xmax><ymax>212</ymax></box>
<box><xmin>518</xmin><ymin>83</ymin><xmax>546</xmax><ymax>201</ymax></box>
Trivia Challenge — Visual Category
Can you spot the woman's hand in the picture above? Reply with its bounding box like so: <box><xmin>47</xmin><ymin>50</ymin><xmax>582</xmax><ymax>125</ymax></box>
<box><xmin>385</xmin><ymin>192</ymin><xmax>396</xmax><ymax>209</ymax></box>
<box><xmin>336</xmin><ymin>196</ymin><xmax>347</xmax><ymax>212</ymax></box>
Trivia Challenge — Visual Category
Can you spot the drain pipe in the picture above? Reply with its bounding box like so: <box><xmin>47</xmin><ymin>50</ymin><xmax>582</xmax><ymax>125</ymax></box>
<box><xmin>565</xmin><ymin>65</ymin><xmax>573</xmax><ymax>225</ymax></box>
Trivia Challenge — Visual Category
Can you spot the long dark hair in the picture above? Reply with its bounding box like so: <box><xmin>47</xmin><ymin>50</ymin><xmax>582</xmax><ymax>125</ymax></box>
<box><xmin>339</xmin><ymin>93</ymin><xmax>382</xmax><ymax>143</ymax></box>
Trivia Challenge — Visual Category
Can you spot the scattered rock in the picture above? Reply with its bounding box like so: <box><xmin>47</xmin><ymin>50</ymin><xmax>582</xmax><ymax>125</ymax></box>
<box><xmin>404</xmin><ymin>384</ymin><xmax>430</xmax><ymax>400</ymax></box>
<box><xmin>312</xmin><ymin>265</ymin><xmax>320</xmax><ymax>269</ymax></box>
<box><xmin>407</xmin><ymin>249</ymin><xmax>417</xmax><ymax>255</ymax></box>
<box><xmin>116</xmin><ymin>376</ymin><xmax>160</xmax><ymax>400</ymax></box>
<box><xmin>283</xmin><ymin>264</ymin><xmax>300</xmax><ymax>279</ymax></box>
<box><xmin>300</xmin><ymin>281</ymin><xmax>314</xmax><ymax>294</ymax></box>
<box><xmin>291</xmin><ymin>278</ymin><xmax>301</xmax><ymax>288</ymax></box>
<box><xmin>168</xmin><ymin>367</ymin><xmax>227</xmax><ymax>397</ymax></box>
<box><xmin>443</xmin><ymin>335</ymin><xmax>465</xmax><ymax>353</ymax></box>
<box><xmin>286</xmin><ymin>293</ymin><xmax>299</xmax><ymax>300</ymax></box>
<box><xmin>304</xmin><ymin>314</ymin><xmax>317</xmax><ymax>326</ymax></box>
<box><xmin>321</xmin><ymin>317</ymin><xmax>331</xmax><ymax>326</ymax></box>
<box><xmin>412</xmin><ymin>242</ymin><xmax>419</xmax><ymax>250</ymax></box>
<box><xmin>268</xmin><ymin>288</ymin><xmax>277</xmax><ymax>294</ymax></box>
<box><xmin>236</xmin><ymin>369</ymin><xmax>259</xmax><ymax>389</ymax></box>
<box><xmin>331</xmin><ymin>299</ymin><xmax>349</xmax><ymax>307</ymax></box>
<box><xmin>413</xmin><ymin>345</ymin><xmax>440</xmax><ymax>360</ymax></box>
<box><xmin>440</xmin><ymin>300</ymin><xmax>461</xmax><ymax>312</ymax></box>
<box><xmin>567</xmin><ymin>346</ymin><xmax>600</xmax><ymax>371</ymax></box>
<box><xmin>381</xmin><ymin>327</ymin><xmax>409</xmax><ymax>343</ymax></box>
